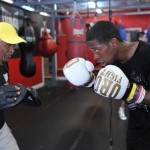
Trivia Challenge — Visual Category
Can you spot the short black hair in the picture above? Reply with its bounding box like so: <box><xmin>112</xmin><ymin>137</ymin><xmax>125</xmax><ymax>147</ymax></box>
<box><xmin>86</xmin><ymin>20</ymin><xmax>123</xmax><ymax>44</ymax></box>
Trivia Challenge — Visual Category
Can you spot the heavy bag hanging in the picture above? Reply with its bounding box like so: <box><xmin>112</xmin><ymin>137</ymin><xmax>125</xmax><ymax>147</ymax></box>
<box><xmin>65</xmin><ymin>0</ymin><xmax>86</xmax><ymax>61</ymax></box>
<box><xmin>18</xmin><ymin>19</ymin><xmax>36</xmax><ymax>77</ymax></box>
<box><xmin>38</xmin><ymin>28</ymin><xmax>57</xmax><ymax>57</ymax></box>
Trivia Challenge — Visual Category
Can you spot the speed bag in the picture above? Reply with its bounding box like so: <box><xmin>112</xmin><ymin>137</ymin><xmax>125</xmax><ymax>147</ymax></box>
<box><xmin>38</xmin><ymin>28</ymin><xmax>57</xmax><ymax>57</ymax></box>
<box><xmin>18</xmin><ymin>25</ymin><xmax>36</xmax><ymax>77</ymax></box>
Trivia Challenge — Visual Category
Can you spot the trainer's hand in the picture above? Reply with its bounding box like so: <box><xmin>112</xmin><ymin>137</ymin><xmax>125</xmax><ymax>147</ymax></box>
<box><xmin>0</xmin><ymin>83</ymin><xmax>27</xmax><ymax>109</ymax></box>
<box><xmin>63</xmin><ymin>57</ymin><xmax>95</xmax><ymax>87</ymax></box>
<box><xmin>94</xmin><ymin>65</ymin><xmax>146</xmax><ymax>109</ymax></box>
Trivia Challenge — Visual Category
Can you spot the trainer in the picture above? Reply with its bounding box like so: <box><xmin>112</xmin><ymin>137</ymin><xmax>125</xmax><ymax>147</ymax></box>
<box><xmin>0</xmin><ymin>22</ymin><xmax>41</xmax><ymax>150</ymax></box>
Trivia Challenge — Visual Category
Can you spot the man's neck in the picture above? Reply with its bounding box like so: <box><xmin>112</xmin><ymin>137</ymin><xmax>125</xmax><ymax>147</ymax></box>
<box><xmin>117</xmin><ymin>41</ymin><xmax>139</xmax><ymax>63</ymax></box>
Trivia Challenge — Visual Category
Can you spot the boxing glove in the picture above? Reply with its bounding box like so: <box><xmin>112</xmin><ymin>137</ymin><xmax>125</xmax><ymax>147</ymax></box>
<box><xmin>94</xmin><ymin>65</ymin><xmax>146</xmax><ymax>106</ymax></box>
<box><xmin>63</xmin><ymin>57</ymin><xmax>95</xmax><ymax>87</ymax></box>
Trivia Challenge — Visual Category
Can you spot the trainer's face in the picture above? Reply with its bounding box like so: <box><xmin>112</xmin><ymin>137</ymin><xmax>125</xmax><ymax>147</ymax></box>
<box><xmin>87</xmin><ymin>38</ymin><xmax>118</xmax><ymax>66</ymax></box>
<box><xmin>0</xmin><ymin>40</ymin><xmax>15</xmax><ymax>61</ymax></box>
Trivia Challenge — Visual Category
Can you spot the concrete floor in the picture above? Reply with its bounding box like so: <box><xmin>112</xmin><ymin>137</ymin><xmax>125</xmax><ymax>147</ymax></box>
<box><xmin>5</xmin><ymin>81</ymin><xmax>128</xmax><ymax>150</ymax></box>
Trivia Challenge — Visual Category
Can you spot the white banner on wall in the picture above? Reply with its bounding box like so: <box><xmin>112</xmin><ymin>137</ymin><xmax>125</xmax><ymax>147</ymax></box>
<box><xmin>1</xmin><ymin>6</ymin><xmax>19</xmax><ymax>30</ymax></box>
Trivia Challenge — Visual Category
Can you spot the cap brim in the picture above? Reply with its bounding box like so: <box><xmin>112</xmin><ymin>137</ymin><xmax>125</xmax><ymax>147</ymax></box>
<box><xmin>2</xmin><ymin>36</ymin><xmax>26</xmax><ymax>44</ymax></box>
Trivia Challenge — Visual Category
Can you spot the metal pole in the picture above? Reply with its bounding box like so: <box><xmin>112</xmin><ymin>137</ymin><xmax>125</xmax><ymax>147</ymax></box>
<box><xmin>108</xmin><ymin>0</ymin><xmax>113</xmax><ymax>149</ymax></box>
<box><xmin>49</xmin><ymin>13</ymin><xmax>57</xmax><ymax>86</ymax></box>
<box><xmin>109</xmin><ymin>99</ymin><xmax>113</xmax><ymax>150</ymax></box>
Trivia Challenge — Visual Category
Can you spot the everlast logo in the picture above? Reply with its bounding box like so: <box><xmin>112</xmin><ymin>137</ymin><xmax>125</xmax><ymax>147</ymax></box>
<box><xmin>95</xmin><ymin>69</ymin><xmax>123</xmax><ymax>98</ymax></box>
<box><xmin>73</xmin><ymin>28</ymin><xmax>84</xmax><ymax>37</ymax></box>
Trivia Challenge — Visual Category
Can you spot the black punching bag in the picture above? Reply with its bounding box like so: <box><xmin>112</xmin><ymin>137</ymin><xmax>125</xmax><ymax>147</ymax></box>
<box><xmin>18</xmin><ymin>19</ymin><xmax>36</xmax><ymax>77</ymax></box>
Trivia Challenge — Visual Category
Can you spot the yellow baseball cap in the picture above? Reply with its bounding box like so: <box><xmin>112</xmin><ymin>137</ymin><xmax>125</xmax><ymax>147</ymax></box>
<box><xmin>0</xmin><ymin>22</ymin><xmax>26</xmax><ymax>44</ymax></box>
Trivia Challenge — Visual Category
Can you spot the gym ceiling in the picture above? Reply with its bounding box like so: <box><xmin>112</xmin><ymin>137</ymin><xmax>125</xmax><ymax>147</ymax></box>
<box><xmin>3</xmin><ymin>0</ymin><xmax>150</xmax><ymax>18</ymax></box>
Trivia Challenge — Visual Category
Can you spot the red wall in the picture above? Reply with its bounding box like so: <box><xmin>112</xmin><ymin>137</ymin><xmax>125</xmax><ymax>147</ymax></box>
<box><xmin>84</xmin><ymin>14</ymin><xmax>150</xmax><ymax>31</ymax></box>
<box><xmin>8</xmin><ymin>56</ymin><xmax>43</xmax><ymax>87</ymax></box>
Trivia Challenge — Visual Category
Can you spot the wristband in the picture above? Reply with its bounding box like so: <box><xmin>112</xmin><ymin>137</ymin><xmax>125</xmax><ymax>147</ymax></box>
<box><xmin>122</xmin><ymin>82</ymin><xmax>146</xmax><ymax>104</ymax></box>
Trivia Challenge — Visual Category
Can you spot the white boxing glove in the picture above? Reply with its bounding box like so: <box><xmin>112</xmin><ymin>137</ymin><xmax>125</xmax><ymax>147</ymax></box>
<box><xmin>94</xmin><ymin>65</ymin><xmax>146</xmax><ymax>105</ymax></box>
<box><xmin>63</xmin><ymin>57</ymin><xmax>95</xmax><ymax>87</ymax></box>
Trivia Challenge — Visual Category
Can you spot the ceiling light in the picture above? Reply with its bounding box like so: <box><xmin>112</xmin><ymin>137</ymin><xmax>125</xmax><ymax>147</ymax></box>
<box><xmin>39</xmin><ymin>12</ymin><xmax>50</xmax><ymax>17</ymax></box>
<box><xmin>21</xmin><ymin>5</ymin><xmax>35</xmax><ymax>11</ymax></box>
<box><xmin>88</xmin><ymin>1</ymin><xmax>96</xmax><ymax>9</ymax></box>
<box><xmin>97</xmin><ymin>2</ymin><xmax>103</xmax><ymax>7</ymax></box>
<box><xmin>96</xmin><ymin>8</ymin><xmax>102</xmax><ymax>14</ymax></box>
<box><xmin>66</xmin><ymin>11</ymin><xmax>69</xmax><ymax>15</ymax></box>
<box><xmin>54</xmin><ymin>4</ymin><xmax>57</xmax><ymax>10</ymax></box>
<box><xmin>1</xmin><ymin>0</ymin><xmax>13</xmax><ymax>4</ymax></box>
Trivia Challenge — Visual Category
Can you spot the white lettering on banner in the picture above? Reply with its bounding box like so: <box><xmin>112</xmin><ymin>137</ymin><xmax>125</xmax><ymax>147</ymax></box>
<box><xmin>73</xmin><ymin>28</ymin><xmax>84</xmax><ymax>36</ymax></box>
<box><xmin>1</xmin><ymin>7</ymin><xmax>19</xmax><ymax>30</ymax></box>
